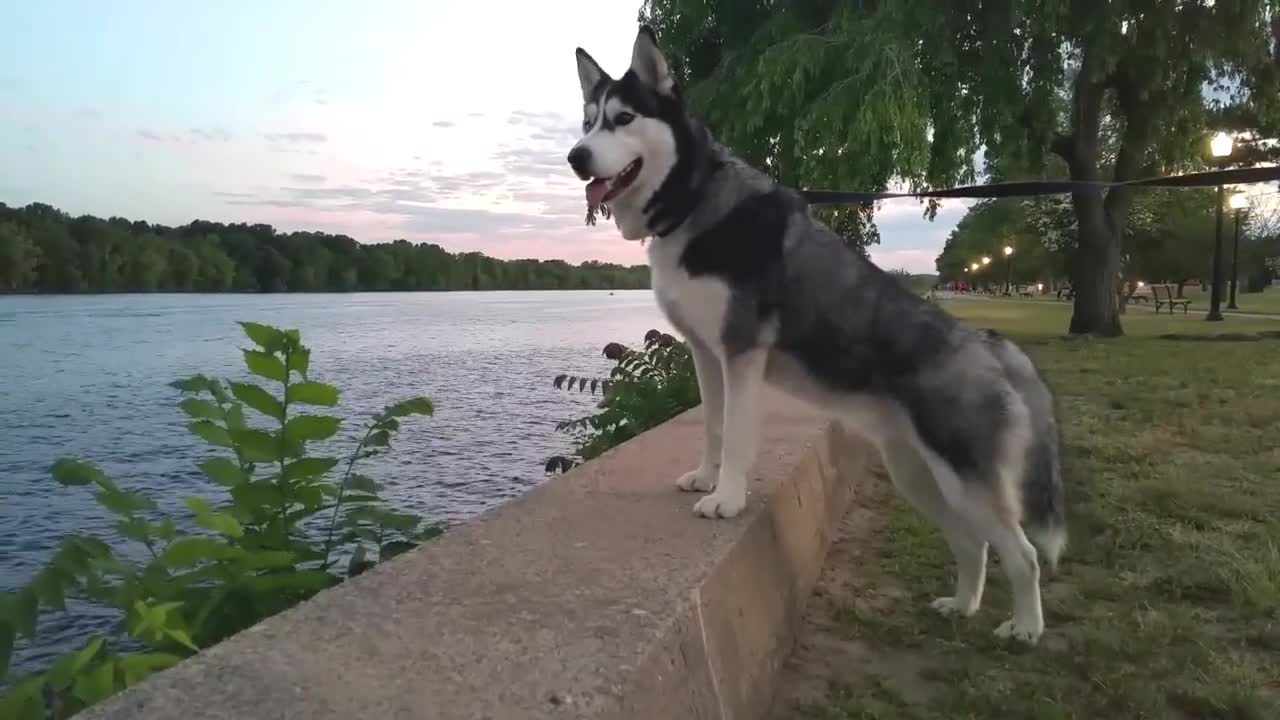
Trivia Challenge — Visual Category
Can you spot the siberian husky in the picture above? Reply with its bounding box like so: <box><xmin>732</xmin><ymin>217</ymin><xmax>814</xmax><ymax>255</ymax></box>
<box><xmin>567</xmin><ymin>26</ymin><xmax>1067</xmax><ymax>644</ymax></box>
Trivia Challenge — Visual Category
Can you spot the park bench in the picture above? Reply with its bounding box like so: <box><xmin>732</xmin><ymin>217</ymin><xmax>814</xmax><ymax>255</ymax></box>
<box><xmin>1017</xmin><ymin>285</ymin><xmax>1036</xmax><ymax>298</ymax></box>
<box><xmin>1151</xmin><ymin>283</ymin><xmax>1191</xmax><ymax>314</ymax></box>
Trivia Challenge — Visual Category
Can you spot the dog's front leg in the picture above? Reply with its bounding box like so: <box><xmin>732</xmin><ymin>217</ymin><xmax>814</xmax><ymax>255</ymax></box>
<box><xmin>677</xmin><ymin>338</ymin><xmax>723</xmax><ymax>493</ymax></box>
<box><xmin>693</xmin><ymin>347</ymin><xmax>767</xmax><ymax>519</ymax></box>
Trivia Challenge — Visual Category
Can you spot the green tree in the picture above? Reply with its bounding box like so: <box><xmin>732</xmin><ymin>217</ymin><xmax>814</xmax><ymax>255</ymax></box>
<box><xmin>0</xmin><ymin>222</ymin><xmax>41</xmax><ymax>291</ymax></box>
<box><xmin>0</xmin><ymin>201</ymin><xmax>652</xmax><ymax>294</ymax></box>
<box><xmin>643</xmin><ymin>1</ymin><xmax>1280</xmax><ymax>335</ymax></box>
<box><xmin>192</xmin><ymin>236</ymin><xmax>237</xmax><ymax>292</ymax></box>
<box><xmin>168</xmin><ymin>245</ymin><xmax>198</xmax><ymax>290</ymax></box>
<box><xmin>121</xmin><ymin>233</ymin><xmax>170</xmax><ymax>291</ymax></box>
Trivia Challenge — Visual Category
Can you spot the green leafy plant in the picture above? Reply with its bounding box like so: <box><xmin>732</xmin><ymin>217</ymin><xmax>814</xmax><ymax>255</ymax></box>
<box><xmin>546</xmin><ymin>329</ymin><xmax>700</xmax><ymax>473</ymax></box>
<box><xmin>0</xmin><ymin>321</ymin><xmax>440</xmax><ymax>718</ymax></box>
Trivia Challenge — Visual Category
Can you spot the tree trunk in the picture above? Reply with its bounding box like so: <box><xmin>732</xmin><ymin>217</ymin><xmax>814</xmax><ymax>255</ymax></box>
<box><xmin>1176</xmin><ymin>280</ymin><xmax>1187</xmax><ymax>298</ymax></box>
<box><xmin>1053</xmin><ymin>49</ymin><xmax>1126</xmax><ymax>337</ymax></box>
<box><xmin>1068</xmin><ymin>199</ymin><xmax>1124</xmax><ymax>335</ymax></box>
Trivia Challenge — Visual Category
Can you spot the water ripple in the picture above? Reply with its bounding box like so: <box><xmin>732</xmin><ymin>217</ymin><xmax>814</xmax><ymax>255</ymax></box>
<box><xmin>0</xmin><ymin>290</ymin><xmax>669</xmax><ymax>675</ymax></box>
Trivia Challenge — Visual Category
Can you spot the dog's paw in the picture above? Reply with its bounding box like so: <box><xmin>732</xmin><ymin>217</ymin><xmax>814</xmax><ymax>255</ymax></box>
<box><xmin>929</xmin><ymin>597</ymin><xmax>978</xmax><ymax>617</ymax></box>
<box><xmin>692</xmin><ymin>490</ymin><xmax>746</xmax><ymax>519</ymax></box>
<box><xmin>676</xmin><ymin>466</ymin><xmax>717</xmax><ymax>493</ymax></box>
<box><xmin>993</xmin><ymin>618</ymin><xmax>1043</xmax><ymax>645</ymax></box>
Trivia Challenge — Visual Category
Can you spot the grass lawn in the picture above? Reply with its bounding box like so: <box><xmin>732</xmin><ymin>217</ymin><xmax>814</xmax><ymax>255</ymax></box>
<box><xmin>1014</xmin><ymin>285</ymin><xmax>1280</xmax><ymax>316</ymax></box>
<box><xmin>1175</xmin><ymin>286</ymin><xmax>1280</xmax><ymax>316</ymax></box>
<box><xmin>773</xmin><ymin>299</ymin><xmax>1280</xmax><ymax>719</ymax></box>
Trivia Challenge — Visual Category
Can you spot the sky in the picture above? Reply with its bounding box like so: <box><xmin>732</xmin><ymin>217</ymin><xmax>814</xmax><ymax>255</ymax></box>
<box><xmin>0</xmin><ymin>0</ymin><xmax>965</xmax><ymax>273</ymax></box>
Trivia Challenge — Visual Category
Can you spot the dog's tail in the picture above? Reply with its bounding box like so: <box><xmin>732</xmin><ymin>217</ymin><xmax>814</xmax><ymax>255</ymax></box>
<box><xmin>985</xmin><ymin>329</ymin><xmax>1068</xmax><ymax>573</ymax></box>
<box><xmin>1022</xmin><ymin>427</ymin><xmax>1067</xmax><ymax>574</ymax></box>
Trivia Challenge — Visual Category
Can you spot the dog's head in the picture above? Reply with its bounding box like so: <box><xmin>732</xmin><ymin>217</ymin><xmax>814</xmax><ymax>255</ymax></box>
<box><xmin>569</xmin><ymin>26</ymin><xmax>685</xmax><ymax>240</ymax></box>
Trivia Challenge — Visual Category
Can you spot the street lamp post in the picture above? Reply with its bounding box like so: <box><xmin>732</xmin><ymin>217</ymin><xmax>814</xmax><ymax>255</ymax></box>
<box><xmin>1003</xmin><ymin>245</ymin><xmax>1014</xmax><ymax>294</ymax></box>
<box><xmin>1227</xmin><ymin>192</ymin><xmax>1249</xmax><ymax>310</ymax></box>
<box><xmin>981</xmin><ymin>256</ymin><xmax>991</xmax><ymax>294</ymax></box>
<box><xmin>1206</xmin><ymin>131</ymin><xmax>1233</xmax><ymax>321</ymax></box>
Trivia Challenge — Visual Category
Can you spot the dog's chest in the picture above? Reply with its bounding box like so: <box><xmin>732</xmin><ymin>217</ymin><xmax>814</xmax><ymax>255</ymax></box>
<box><xmin>648</xmin><ymin>244</ymin><xmax>731</xmax><ymax>347</ymax></box>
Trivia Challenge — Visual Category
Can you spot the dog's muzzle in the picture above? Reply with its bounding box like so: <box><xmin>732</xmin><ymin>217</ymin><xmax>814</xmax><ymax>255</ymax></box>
<box><xmin>567</xmin><ymin>145</ymin><xmax>593</xmax><ymax>181</ymax></box>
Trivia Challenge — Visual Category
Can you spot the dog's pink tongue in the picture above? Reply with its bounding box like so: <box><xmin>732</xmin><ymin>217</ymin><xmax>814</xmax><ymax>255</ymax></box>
<box><xmin>585</xmin><ymin>178</ymin><xmax>609</xmax><ymax>208</ymax></box>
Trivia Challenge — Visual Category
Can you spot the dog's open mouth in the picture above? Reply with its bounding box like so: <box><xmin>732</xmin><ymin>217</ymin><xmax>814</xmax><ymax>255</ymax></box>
<box><xmin>585</xmin><ymin>159</ymin><xmax>643</xmax><ymax>210</ymax></box>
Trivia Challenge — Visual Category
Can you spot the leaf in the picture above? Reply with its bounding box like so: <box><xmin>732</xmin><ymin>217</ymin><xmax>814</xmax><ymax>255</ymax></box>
<box><xmin>0</xmin><ymin>675</ymin><xmax>45</xmax><ymax>720</ymax></box>
<box><xmin>380</xmin><ymin>540</ymin><xmax>417</xmax><ymax>560</ymax></box>
<box><xmin>377</xmin><ymin>510</ymin><xmax>421</xmax><ymax>534</ymax></box>
<box><xmin>157</xmin><ymin>537</ymin><xmax>243</xmax><ymax>568</ymax></box>
<box><xmin>188</xmin><ymin>419</ymin><xmax>233</xmax><ymax>448</ymax></box>
<box><xmin>204</xmin><ymin>513</ymin><xmax>243</xmax><ymax>538</ymax></box>
<box><xmin>230</xmin><ymin>482</ymin><xmax>284</xmax><ymax>512</ymax></box>
<box><xmin>229</xmin><ymin>381</ymin><xmax>285</xmax><ymax>421</ymax></box>
<box><xmin>169</xmin><ymin>374</ymin><xmax>213</xmax><ymax>393</ymax></box>
<box><xmin>224</xmin><ymin>403</ymin><xmax>248</xmax><ymax>431</ymax></box>
<box><xmin>153</xmin><ymin>518</ymin><xmax>177</xmax><ymax>541</ymax></box>
<box><xmin>0</xmin><ymin>620</ymin><xmax>12</xmax><ymax>679</ymax></box>
<box><xmin>237</xmin><ymin>550</ymin><xmax>296</xmax><ymax>569</ymax></box>
<box><xmin>347</xmin><ymin>545</ymin><xmax>368</xmax><ymax>577</ymax></box>
<box><xmin>95</xmin><ymin>488</ymin><xmax>157</xmax><ymax>516</ymax></box>
<box><xmin>72</xmin><ymin>658</ymin><xmax>119</xmax><ymax>705</ymax></box>
<box><xmin>290</xmin><ymin>346</ymin><xmax>311</xmax><ymax>378</ymax></box>
<box><xmin>47</xmin><ymin>635</ymin><xmax>105</xmax><ymax>690</ymax></box>
<box><xmin>13</xmin><ymin>589</ymin><xmax>38</xmax><ymax>639</ymax></box>
<box><xmin>31</xmin><ymin>568</ymin><xmax>67</xmax><ymax>610</ymax></box>
<box><xmin>366</xmin><ymin>430</ymin><xmax>391</xmax><ymax>448</ymax></box>
<box><xmin>198</xmin><ymin>457</ymin><xmax>247</xmax><ymax>487</ymax></box>
<box><xmin>282</xmin><ymin>457</ymin><xmax>338</xmax><ymax>481</ymax></box>
<box><xmin>286</xmin><ymin>380</ymin><xmax>340</xmax><ymax>406</ymax></box>
<box><xmin>184</xmin><ymin>496</ymin><xmax>211</xmax><ymax>515</ymax></box>
<box><xmin>115</xmin><ymin>518</ymin><xmax>151</xmax><ymax>543</ymax></box>
<box><xmin>229</xmin><ymin>428</ymin><xmax>281</xmax><ymax>463</ymax></box>
<box><xmin>118</xmin><ymin>652</ymin><xmax>182</xmax><ymax>686</ymax></box>
<box><xmin>243</xmin><ymin>349</ymin><xmax>287</xmax><ymax>383</ymax></box>
<box><xmin>241</xmin><ymin>570</ymin><xmax>337</xmax><ymax>595</ymax></box>
<box><xmin>339</xmin><ymin>493</ymin><xmax>382</xmax><ymax>505</ymax></box>
<box><xmin>296</xmin><ymin>484</ymin><xmax>326</xmax><ymax>510</ymax></box>
<box><xmin>345</xmin><ymin>474</ymin><xmax>381</xmax><ymax>493</ymax></box>
<box><xmin>178</xmin><ymin>397</ymin><xmax>223</xmax><ymax>420</ymax></box>
<box><xmin>50</xmin><ymin>458</ymin><xmax>110</xmax><ymax>487</ymax></box>
<box><xmin>185</xmin><ymin>497</ymin><xmax>244</xmax><ymax>538</ymax></box>
<box><xmin>237</xmin><ymin>321</ymin><xmax>285</xmax><ymax>352</ymax></box>
<box><xmin>385</xmin><ymin>397</ymin><xmax>434</xmax><ymax>417</ymax></box>
<box><xmin>285</xmin><ymin>415</ymin><xmax>340</xmax><ymax>444</ymax></box>
<box><xmin>164</xmin><ymin>628</ymin><xmax>199</xmax><ymax>652</ymax></box>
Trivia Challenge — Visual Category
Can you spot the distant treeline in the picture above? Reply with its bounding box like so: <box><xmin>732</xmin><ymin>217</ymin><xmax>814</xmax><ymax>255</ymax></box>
<box><xmin>0</xmin><ymin>202</ymin><xmax>651</xmax><ymax>294</ymax></box>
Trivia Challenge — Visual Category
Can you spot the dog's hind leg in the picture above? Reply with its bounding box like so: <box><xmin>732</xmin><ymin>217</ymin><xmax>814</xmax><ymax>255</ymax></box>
<box><xmin>693</xmin><ymin>347</ymin><xmax>768</xmax><ymax>519</ymax></box>
<box><xmin>677</xmin><ymin>337</ymin><xmax>723</xmax><ymax>494</ymax></box>
<box><xmin>879</xmin><ymin>436</ymin><xmax>988</xmax><ymax>617</ymax></box>
<box><xmin>923</xmin><ymin>449</ymin><xmax>1044</xmax><ymax>644</ymax></box>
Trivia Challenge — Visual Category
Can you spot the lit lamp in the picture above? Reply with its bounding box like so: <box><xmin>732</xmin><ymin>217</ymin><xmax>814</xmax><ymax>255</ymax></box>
<box><xmin>981</xmin><ymin>256</ymin><xmax>991</xmax><ymax>265</ymax></box>
<box><xmin>1206</xmin><ymin>131</ymin><xmax>1233</xmax><ymax>321</ymax></box>
<box><xmin>971</xmin><ymin>262</ymin><xmax>980</xmax><ymax>271</ymax></box>
<box><xmin>1002</xmin><ymin>245</ymin><xmax>1014</xmax><ymax>294</ymax></box>
<box><xmin>1227</xmin><ymin>191</ymin><xmax>1250</xmax><ymax>309</ymax></box>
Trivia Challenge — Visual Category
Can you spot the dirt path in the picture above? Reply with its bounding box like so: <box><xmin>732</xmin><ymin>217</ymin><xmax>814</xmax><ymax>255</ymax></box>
<box><xmin>766</xmin><ymin>462</ymin><xmax>945</xmax><ymax>718</ymax></box>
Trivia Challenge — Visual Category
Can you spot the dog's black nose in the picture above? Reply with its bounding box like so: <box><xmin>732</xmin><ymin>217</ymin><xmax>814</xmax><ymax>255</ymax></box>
<box><xmin>567</xmin><ymin>145</ymin><xmax>593</xmax><ymax>179</ymax></box>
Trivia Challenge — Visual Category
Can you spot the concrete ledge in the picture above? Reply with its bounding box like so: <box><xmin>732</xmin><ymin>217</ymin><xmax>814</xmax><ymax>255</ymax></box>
<box><xmin>81</xmin><ymin>389</ymin><xmax>870</xmax><ymax>720</ymax></box>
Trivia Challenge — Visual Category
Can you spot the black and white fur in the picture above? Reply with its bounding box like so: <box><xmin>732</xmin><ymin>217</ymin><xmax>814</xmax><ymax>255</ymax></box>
<box><xmin>568</xmin><ymin>27</ymin><xmax>1068</xmax><ymax>644</ymax></box>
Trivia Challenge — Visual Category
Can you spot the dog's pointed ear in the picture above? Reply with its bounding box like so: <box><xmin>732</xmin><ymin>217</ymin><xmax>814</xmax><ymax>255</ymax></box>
<box><xmin>630</xmin><ymin>25</ymin><xmax>675</xmax><ymax>95</ymax></box>
<box><xmin>576</xmin><ymin>48</ymin><xmax>610</xmax><ymax>101</ymax></box>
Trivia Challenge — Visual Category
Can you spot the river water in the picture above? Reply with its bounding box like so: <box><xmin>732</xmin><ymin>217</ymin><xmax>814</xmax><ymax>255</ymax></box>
<box><xmin>0</xmin><ymin>290</ymin><xmax>671</xmax><ymax>675</ymax></box>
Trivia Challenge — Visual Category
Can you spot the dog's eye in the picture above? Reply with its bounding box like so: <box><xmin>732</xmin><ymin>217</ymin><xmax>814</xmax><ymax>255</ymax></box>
<box><xmin>614</xmin><ymin>112</ymin><xmax>635</xmax><ymax>126</ymax></box>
